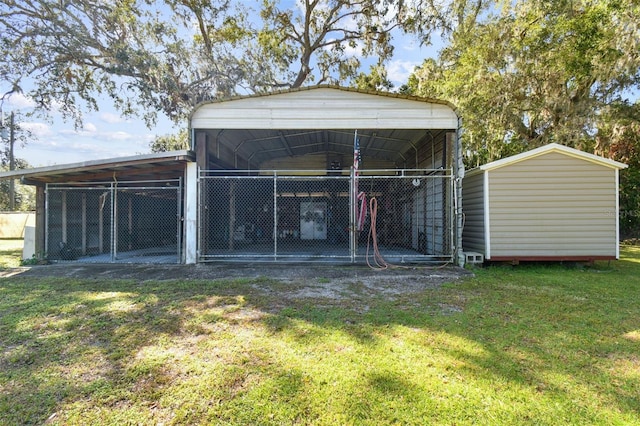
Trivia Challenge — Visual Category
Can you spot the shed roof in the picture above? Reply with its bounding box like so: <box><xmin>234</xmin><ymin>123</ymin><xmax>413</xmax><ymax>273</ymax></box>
<box><xmin>0</xmin><ymin>150</ymin><xmax>195</xmax><ymax>185</ymax></box>
<box><xmin>468</xmin><ymin>143</ymin><xmax>627</xmax><ymax>175</ymax></box>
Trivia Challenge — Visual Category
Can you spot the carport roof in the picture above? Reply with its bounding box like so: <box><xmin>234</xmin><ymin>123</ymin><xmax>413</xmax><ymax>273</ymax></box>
<box><xmin>190</xmin><ymin>85</ymin><xmax>460</xmax><ymax>169</ymax></box>
<box><xmin>0</xmin><ymin>150</ymin><xmax>195</xmax><ymax>185</ymax></box>
<box><xmin>190</xmin><ymin>85</ymin><xmax>459</xmax><ymax>130</ymax></box>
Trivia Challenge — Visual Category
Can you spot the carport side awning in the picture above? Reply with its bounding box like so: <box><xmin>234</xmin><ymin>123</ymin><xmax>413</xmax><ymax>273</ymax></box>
<box><xmin>0</xmin><ymin>150</ymin><xmax>195</xmax><ymax>185</ymax></box>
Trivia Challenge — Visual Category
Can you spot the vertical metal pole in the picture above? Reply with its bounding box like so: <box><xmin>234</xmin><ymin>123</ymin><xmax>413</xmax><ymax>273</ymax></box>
<box><xmin>61</xmin><ymin>191</ymin><xmax>67</xmax><ymax>244</ymax></box>
<box><xmin>8</xmin><ymin>112</ymin><xmax>15</xmax><ymax>211</ymax></box>
<box><xmin>177</xmin><ymin>177</ymin><xmax>182</xmax><ymax>264</ymax></box>
<box><xmin>111</xmin><ymin>183</ymin><xmax>117</xmax><ymax>262</ymax></box>
<box><xmin>423</xmin><ymin>177</ymin><xmax>427</xmax><ymax>254</ymax></box>
<box><xmin>351</xmin><ymin>130</ymin><xmax>359</xmax><ymax>263</ymax></box>
<box><xmin>44</xmin><ymin>184</ymin><xmax>49</xmax><ymax>258</ymax></box>
<box><xmin>273</xmin><ymin>173</ymin><xmax>278</xmax><ymax>261</ymax></box>
<box><xmin>228</xmin><ymin>180</ymin><xmax>236</xmax><ymax>251</ymax></box>
<box><xmin>450</xmin><ymin>173</ymin><xmax>455</xmax><ymax>262</ymax></box>
<box><xmin>81</xmin><ymin>193</ymin><xmax>87</xmax><ymax>255</ymax></box>
<box><xmin>350</xmin><ymin>167</ymin><xmax>356</xmax><ymax>263</ymax></box>
<box><xmin>197</xmin><ymin>171</ymin><xmax>202</xmax><ymax>261</ymax></box>
<box><xmin>98</xmin><ymin>194</ymin><xmax>104</xmax><ymax>254</ymax></box>
<box><xmin>127</xmin><ymin>196</ymin><xmax>132</xmax><ymax>251</ymax></box>
<box><xmin>431</xmin><ymin>142</ymin><xmax>436</xmax><ymax>254</ymax></box>
<box><xmin>455</xmin><ymin>120</ymin><xmax>465</xmax><ymax>266</ymax></box>
<box><xmin>35</xmin><ymin>185</ymin><xmax>46</xmax><ymax>260</ymax></box>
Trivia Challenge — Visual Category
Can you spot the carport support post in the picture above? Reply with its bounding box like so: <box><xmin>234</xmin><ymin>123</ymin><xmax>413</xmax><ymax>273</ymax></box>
<box><xmin>184</xmin><ymin>162</ymin><xmax>197</xmax><ymax>264</ymax></box>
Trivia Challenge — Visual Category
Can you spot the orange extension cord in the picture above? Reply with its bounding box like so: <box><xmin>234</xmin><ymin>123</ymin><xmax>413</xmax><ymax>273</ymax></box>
<box><xmin>366</xmin><ymin>197</ymin><xmax>394</xmax><ymax>270</ymax></box>
<box><xmin>365</xmin><ymin>196</ymin><xmax>453</xmax><ymax>271</ymax></box>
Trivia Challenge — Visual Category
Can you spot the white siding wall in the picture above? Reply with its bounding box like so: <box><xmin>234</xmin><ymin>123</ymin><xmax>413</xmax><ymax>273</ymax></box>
<box><xmin>461</xmin><ymin>171</ymin><xmax>485</xmax><ymax>254</ymax></box>
<box><xmin>488</xmin><ymin>152</ymin><xmax>618</xmax><ymax>258</ymax></box>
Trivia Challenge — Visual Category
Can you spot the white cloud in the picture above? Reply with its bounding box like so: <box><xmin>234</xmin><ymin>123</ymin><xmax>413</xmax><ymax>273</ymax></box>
<box><xmin>104</xmin><ymin>131</ymin><xmax>134</xmax><ymax>141</ymax></box>
<box><xmin>387</xmin><ymin>60</ymin><xmax>420</xmax><ymax>85</ymax></box>
<box><xmin>68</xmin><ymin>141</ymin><xmax>111</xmax><ymax>155</ymax></box>
<box><xmin>83</xmin><ymin>122</ymin><xmax>98</xmax><ymax>133</ymax></box>
<box><xmin>6</xmin><ymin>92</ymin><xmax>37</xmax><ymax>109</ymax></box>
<box><xmin>19</xmin><ymin>122</ymin><xmax>54</xmax><ymax>138</ymax></box>
<box><xmin>342</xmin><ymin>39</ymin><xmax>366</xmax><ymax>58</ymax></box>
<box><xmin>100</xmin><ymin>112</ymin><xmax>126</xmax><ymax>124</ymax></box>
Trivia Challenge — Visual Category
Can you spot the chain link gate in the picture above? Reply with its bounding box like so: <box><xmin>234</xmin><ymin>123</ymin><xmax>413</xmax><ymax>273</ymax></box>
<box><xmin>46</xmin><ymin>180</ymin><xmax>182</xmax><ymax>263</ymax></box>
<box><xmin>198</xmin><ymin>170</ymin><xmax>454</xmax><ymax>264</ymax></box>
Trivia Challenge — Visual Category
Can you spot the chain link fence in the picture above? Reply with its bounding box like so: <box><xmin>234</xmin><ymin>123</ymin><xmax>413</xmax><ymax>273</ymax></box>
<box><xmin>46</xmin><ymin>180</ymin><xmax>182</xmax><ymax>263</ymax></box>
<box><xmin>199</xmin><ymin>170</ymin><xmax>454</xmax><ymax>264</ymax></box>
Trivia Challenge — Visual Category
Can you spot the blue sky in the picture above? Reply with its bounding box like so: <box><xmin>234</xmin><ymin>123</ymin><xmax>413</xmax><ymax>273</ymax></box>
<box><xmin>3</xmin><ymin>23</ymin><xmax>436</xmax><ymax>167</ymax></box>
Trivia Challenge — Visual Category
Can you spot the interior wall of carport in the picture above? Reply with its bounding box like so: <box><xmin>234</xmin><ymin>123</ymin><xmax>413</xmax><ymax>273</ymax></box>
<box><xmin>190</xmin><ymin>128</ymin><xmax>463</xmax><ymax>263</ymax></box>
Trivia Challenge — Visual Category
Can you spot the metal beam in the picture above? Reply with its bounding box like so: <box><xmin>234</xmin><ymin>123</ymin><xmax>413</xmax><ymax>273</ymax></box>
<box><xmin>279</xmin><ymin>131</ymin><xmax>294</xmax><ymax>157</ymax></box>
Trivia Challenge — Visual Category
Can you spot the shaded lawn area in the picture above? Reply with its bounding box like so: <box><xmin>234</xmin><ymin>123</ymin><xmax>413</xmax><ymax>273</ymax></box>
<box><xmin>1</xmin><ymin>248</ymin><xmax>639</xmax><ymax>425</ymax></box>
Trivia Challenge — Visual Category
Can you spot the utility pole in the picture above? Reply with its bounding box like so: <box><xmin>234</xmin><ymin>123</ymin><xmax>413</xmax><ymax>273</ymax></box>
<box><xmin>9</xmin><ymin>111</ymin><xmax>15</xmax><ymax>211</ymax></box>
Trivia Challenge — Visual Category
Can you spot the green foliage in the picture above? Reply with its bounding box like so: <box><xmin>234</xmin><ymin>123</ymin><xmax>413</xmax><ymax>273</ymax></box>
<box><xmin>0</xmin><ymin>161</ymin><xmax>35</xmax><ymax>211</ymax></box>
<box><xmin>597</xmin><ymin>101</ymin><xmax>640</xmax><ymax>237</ymax></box>
<box><xmin>0</xmin><ymin>176</ymin><xmax>35</xmax><ymax>211</ymax></box>
<box><xmin>403</xmin><ymin>0</ymin><xmax>640</xmax><ymax>237</ymax></box>
<box><xmin>249</xmin><ymin>0</ymin><xmax>397</xmax><ymax>91</ymax></box>
<box><xmin>0</xmin><ymin>110</ymin><xmax>35</xmax><ymax>211</ymax></box>
<box><xmin>149</xmin><ymin>128</ymin><xmax>190</xmax><ymax>153</ymax></box>
<box><xmin>354</xmin><ymin>65</ymin><xmax>394</xmax><ymax>92</ymax></box>
<box><xmin>1</xmin><ymin>1</ymin><xmax>400</xmax><ymax>125</ymax></box>
<box><xmin>406</xmin><ymin>0</ymin><xmax>640</xmax><ymax>166</ymax></box>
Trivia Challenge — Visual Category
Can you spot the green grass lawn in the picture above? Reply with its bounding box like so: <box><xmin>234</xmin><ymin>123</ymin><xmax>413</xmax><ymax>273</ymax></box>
<box><xmin>0</xmin><ymin>239</ymin><xmax>24</xmax><ymax>269</ymax></box>
<box><xmin>1</xmin><ymin>246</ymin><xmax>639</xmax><ymax>425</ymax></box>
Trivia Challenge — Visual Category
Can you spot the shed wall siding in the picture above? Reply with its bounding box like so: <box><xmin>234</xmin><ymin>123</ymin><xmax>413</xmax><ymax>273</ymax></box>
<box><xmin>191</xmin><ymin>88</ymin><xmax>459</xmax><ymax>130</ymax></box>
<box><xmin>461</xmin><ymin>172</ymin><xmax>485</xmax><ymax>254</ymax></box>
<box><xmin>488</xmin><ymin>152</ymin><xmax>617</xmax><ymax>258</ymax></box>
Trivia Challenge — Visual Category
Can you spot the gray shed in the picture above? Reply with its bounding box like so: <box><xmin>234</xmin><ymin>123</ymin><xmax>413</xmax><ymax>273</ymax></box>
<box><xmin>462</xmin><ymin>143</ymin><xmax>628</xmax><ymax>262</ymax></box>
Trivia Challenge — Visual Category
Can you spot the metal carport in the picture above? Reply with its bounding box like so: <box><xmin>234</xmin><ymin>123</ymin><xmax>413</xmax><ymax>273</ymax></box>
<box><xmin>189</xmin><ymin>85</ymin><xmax>464</xmax><ymax>265</ymax></box>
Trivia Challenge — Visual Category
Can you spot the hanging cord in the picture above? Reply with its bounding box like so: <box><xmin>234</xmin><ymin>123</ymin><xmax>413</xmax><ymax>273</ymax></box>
<box><xmin>365</xmin><ymin>197</ymin><xmax>452</xmax><ymax>271</ymax></box>
<box><xmin>366</xmin><ymin>197</ymin><xmax>394</xmax><ymax>270</ymax></box>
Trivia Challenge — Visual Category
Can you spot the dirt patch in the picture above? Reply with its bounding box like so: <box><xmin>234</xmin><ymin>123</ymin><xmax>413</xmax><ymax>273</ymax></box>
<box><xmin>3</xmin><ymin>262</ymin><xmax>472</xmax><ymax>301</ymax></box>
